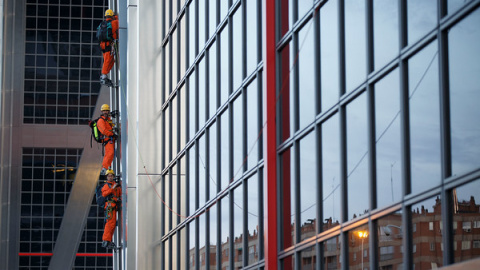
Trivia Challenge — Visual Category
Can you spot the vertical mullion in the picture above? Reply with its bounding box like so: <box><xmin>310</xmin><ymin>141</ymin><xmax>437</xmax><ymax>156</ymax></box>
<box><xmin>438</xmin><ymin>0</ymin><xmax>453</xmax><ymax>265</ymax></box>
<box><xmin>243</xmin><ymin>179</ymin><xmax>248</xmax><ymax>266</ymax></box>
<box><xmin>292</xmin><ymin>30</ymin><xmax>299</xmax><ymax>132</ymax></box>
<box><xmin>338</xmin><ymin>0</ymin><xmax>349</xmax><ymax>269</ymax></box>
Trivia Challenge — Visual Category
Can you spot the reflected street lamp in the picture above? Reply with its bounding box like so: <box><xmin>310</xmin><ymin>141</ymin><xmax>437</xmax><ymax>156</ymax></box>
<box><xmin>357</xmin><ymin>231</ymin><xmax>368</xmax><ymax>270</ymax></box>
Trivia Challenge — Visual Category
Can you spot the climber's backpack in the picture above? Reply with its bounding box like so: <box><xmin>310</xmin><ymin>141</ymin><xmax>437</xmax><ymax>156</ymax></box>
<box><xmin>96</xmin><ymin>20</ymin><xmax>113</xmax><ymax>42</ymax></box>
<box><xmin>88</xmin><ymin>117</ymin><xmax>104</xmax><ymax>146</ymax></box>
<box><xmin>95</xmin><ymin>182</ymin><xmax>112</xmax><ymax>209</ymax></box>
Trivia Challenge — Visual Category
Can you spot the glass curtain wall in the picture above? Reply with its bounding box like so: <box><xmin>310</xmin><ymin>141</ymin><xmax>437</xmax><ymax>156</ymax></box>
<box><xmin>160</xmin><ymin>0</ymin><xmax>264</xmax><ymax>269</ymax></box>
<box><xmin>276</xmin><ymin>0</ymin><xmax>480</xmax><ymax>269</ymax></box>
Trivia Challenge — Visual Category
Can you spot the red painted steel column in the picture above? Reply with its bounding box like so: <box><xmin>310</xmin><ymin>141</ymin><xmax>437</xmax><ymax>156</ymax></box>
<box><xmin>264</xmin><ymin>0</ymin><xmax>278</xmax><ymax>269</ymax></box>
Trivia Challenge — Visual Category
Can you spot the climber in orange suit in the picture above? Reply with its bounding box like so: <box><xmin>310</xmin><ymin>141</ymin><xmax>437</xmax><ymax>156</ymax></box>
<box><xmin>101</xmin><ymin>169</ymin><xmax>121</xmax><ymax>248</ymax></box>
<box><xmin>97</xmin><ymin>104</ymin><xmax>117</xmax><ymax>174</ymax></box>
<box><xmin>99</xmin><ymin>9</ymin><xmax>119</xmax><ymax>86</ymax></box>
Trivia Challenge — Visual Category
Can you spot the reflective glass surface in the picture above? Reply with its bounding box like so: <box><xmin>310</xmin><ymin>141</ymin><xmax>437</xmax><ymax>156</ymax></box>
<box><xmin>448</xmin><ymin>9</ymin><xmax>480</xmax><ymax>176</ymax></box>
<box><xmin>345</xmin><ymin>0</ymin><xmax>367</xmax><ymax>92</ymax></box>
<box><xmin>453</xmin><ymin>179</ymin><xmax>480</xmax><ymax>263</ymax></box>
<box><xmin>298</xmin><ymin>20</ymin><xmax>315</xmax><ymax>131</ymax></box>
<box><xmin>246</xmin><ymin>80</ymin><xmax>260</xmax><ymax>170</ymax></box>
<box><xmin>377</xmin><ymin>211</ymin><xmax>403</xmax><ymax>269</ymax></box>
<box><xmin>232</xmin><ymin>10</ymin><xmax>243</xmax><ymax>91</ymax></box>
<box><xmin>407</xmin><ymin>0</ymin><xmax>437</xmax><ymax>46</ymax></box>
<box><xmin>373</xmin><ymin>0</ymin><xmax>399</xmax><ymax>70</ymax></box>
<box><xmin>233</xmin><ymin>96</ymin><xmax>244</xmax><ymax>181</ymax></box>
<box><xmin>349</xmin><ymin>224</ymin><xmax>370</xmax><ymax>269</ymax></box>
<box><xmin>408</xmin><ymin>42</ymin><xmax>441</xmax><ymax>194</ymax></box>
<box><xmin>246</xmin><ymin>0</ymin><xmax>259</xmax><ymax>76</ymax></box>
<box><xmin>247</xmin><ymin>174</ymin><xmax>260</xmax><ymax>265</ymax></box>
<box><xmin>375</xmin><ymin>69</ymin><xmax>402</xmax><ymax>209</ymax></box>
<box><xmin>299</xmin><ymin>132</ymin><xmax>316</xmax><ymax>242</ymax></box>
<box><xmin>411</xmin><ymin>195</ymin><xmax>443</xmax><ymax>268</ymax></box>
<box><xmin>347</xmin><ymin>94</ymin><xmax>369</xmax><ymax>220</ymax></box>
<box><xmin>320</xmin><ymin>0</ymin><xmax>339</xmax><ymax>112</ymax></box>
<box><xmin>322</xmin><ymin>114</ymin><xmax>340</xmax><ymax>229</ymax></box>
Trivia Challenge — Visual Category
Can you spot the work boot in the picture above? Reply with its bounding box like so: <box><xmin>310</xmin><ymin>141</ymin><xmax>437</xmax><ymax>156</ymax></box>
<box><xmin>100</xmin><ymin>75</ymin><xmax>113</xmax><ymax>87</ymax></box>
<box><xmin>102</xmin><ymin>241</ymin><xmax>110</xmax><ymax>248</ymax></box>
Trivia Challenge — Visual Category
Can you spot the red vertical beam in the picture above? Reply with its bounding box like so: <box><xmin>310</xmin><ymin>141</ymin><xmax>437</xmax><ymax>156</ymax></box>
<box><xmin>264</xmin><ymin>0</ymin><xmax>278</xmax><ymax>269</ymax></box>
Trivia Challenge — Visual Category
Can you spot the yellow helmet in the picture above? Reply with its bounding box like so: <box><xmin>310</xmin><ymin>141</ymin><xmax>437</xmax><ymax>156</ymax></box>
<box><xmin>106</xmin><ymin>169</ymin><xmax>115</xmax><ymax>176</ymax></box>
<box><xmin>101</xmin><ymin>104</ymin><xmax>110</xmax><ymax>111</ymax></box>
<box><xmin>105</xmin><ymin>9</ymin><xmax>114</xmax><ymax>17</ymax></box>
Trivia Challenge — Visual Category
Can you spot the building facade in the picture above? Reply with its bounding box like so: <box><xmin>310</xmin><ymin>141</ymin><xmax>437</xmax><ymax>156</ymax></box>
<box><xmin>134</xmin><ymin>0</ymin><xmax>480</xmax><ymax>269</ymax></box>
<box><xmin>0</xmin><ymin>0</ymin><xmax>113</xmax><ymax>269</ymax></box>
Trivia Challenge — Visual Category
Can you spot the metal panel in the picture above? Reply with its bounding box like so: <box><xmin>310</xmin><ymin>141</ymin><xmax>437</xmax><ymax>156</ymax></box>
<box><xmin>263</xmin><ymin>0</ymin><xmax>278</xmax><ymax>268</ymax></box>
<box><xmin>48</xmin><ymin>87</ymin><xmax>110</xmax><ymax>270</ymax></box>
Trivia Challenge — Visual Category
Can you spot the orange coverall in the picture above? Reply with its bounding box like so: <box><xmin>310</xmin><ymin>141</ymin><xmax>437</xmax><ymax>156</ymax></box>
<box><xmin>102</xmin><ymin>180</ymin><xmax>121</xmax><ymax>242</ymax></box>
<box><xmin>97</xmin><ymin>115</ymin><xmax>115</xmax><ymax>170</ymax></box>
<box><xmin>100</xmin><ymin>15</ymin><xmax>119</xmax><ymax>75</ymax></box>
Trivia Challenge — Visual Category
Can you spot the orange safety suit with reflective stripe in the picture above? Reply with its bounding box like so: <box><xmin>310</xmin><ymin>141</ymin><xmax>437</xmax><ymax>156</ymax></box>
<box><xmin>101</xmin><ymin>180</ymin><xmax>121</xmax><ymax>242</ymax></box>
<box><xmin>97</xmin><ymin>115</ymin><xmax>115</xmax><ymax>170</ymax></box>
<box><xmin>100</xmin><ymin>15</ymin><xmax>119</xmax><ymax>75</ymax></box>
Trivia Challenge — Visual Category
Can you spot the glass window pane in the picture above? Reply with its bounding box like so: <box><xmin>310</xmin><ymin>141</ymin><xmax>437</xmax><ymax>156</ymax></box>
<box><xmin>220</xmin><ymin>27</ymin><xmax>229</xmax><ymax>105</ymax></box>
<box><xmin>208</xmin><ymin>43</ymin><xmax>218</xmax><ymax>119</ymax></box>
<box><xmin>374</xmin><ymin>0</ymin><xmax>399</xmax><ymax>70</ymax></box>
<box><xmin>232</xmin><ymin>10</ymin><xmax>243</xmax><ymax>91</ymax></box>
<box><xmin>189</xmin><ymin>220</ymin><xmax>196</xmax><ymax>269</ymax></box>
<box><xmin>198</xmin><ymin>135</ymin><xmax>206</xmax><ymax>205</ymax></box>
<box><xmin>233</xmin><ymin>96</ymin><xmax>244</xmax><ymax>181</ymax></box>
<box><xmin>208</xmin><ymin>123</ymin><xmax>218</xmax><ymax>197</ymax></box>
<box><xmin>320</xmin><ymin>0</ymin><xmax>339</xmax><ymax>111</ymax></box>
<box><xmin>180</xmin><ymin>16</ymin><xmax>187</xmax><ymax>80</ymax></box>
<box><xmin>411</xmin><ymin>195</ymin><xmax>443</xmax><ymax>268</ymax></box>
<box><xmin>408</xmin><ymin>42</ymin><xmax>441</xmax><ymax>194</ymax></box>
<box><xmin>180</xmin><ymin>85</ymin><xmax>187</xmax><ymax>151</ymax></box>
<box><xmin>347</xmin><ymin>93</ymin><xmax>368</xmax><ymax>220</ymax></box>
<box><xmin>297</xmin><ymin>131</ymin><xmax>316</xmax><ymax>241</ymax></box>
<box><xmin>299</xmin><ymin>246</ymin><xmax>316</xmax><ymax>269</ymax></box>
<box><xmin>188</xmin><ymin>2</ymin><xmax>196</xmax><ymax>67</ymax></box>
<box><xmin>165</xmin><ymin>172</ymin><xmax>171</xmax><ymax>232</ymax></box>
<box><xmin>220</xmin><ymin>112</ymin><xmax>230</xmax><ymax>188</ymax></box>
<box><xmin>448</xmin><ymin>9</ymin><xmax>480</xmax><ymax>176</ymax></box>
<box><xmin>172</xmin><ymin>28</ymin><xmax>178</xmax><ymax>89</ymax></box>
<box><xmin>189</xmin><ymin>147</ymin><xmax>197</xmax><ymax>214</ymax></box>
<box><xmin>298</xmin><ymin>20</ymin><xmax>315</xmax><ymax>131</ymax></box>
<box><xmin>407</xmin><ymin>0</ymin><xmax>437</xmax><ymax>46</ymax></box>
<box><xmin>198</xmin><ymin>58</ymin><xmax>206</xmax><ymax>128</ymax></box>
<box><xmin>209</xmin><ymin>204</ymin><xmax>217</xmax><ymax>268</ymax></box>
<box><xmin>233</xmin><ymin>185</ymin><xmax>243</xmax><ymax>263</ymax></box>
<box><xmin>180</xmin><ymin>157</ymin><xmax>187</xmax><ymax>224</ymax></box>
<box><xmin>165</xmin><ymin>105</ymin><xmax>171</xmax><ymax>165</ymax></box>
<box><xmin>247</xmin><ymin>174</ymin><xmax>259</xmax><ymax>265</ymax></box>
<box><xmin>323</xmin><ymin>236</ymin><xmax>340</xmax><ymax>269</ymax></box>
<box><xmin>221</xmin><ymin>196</ymin><xmax>230</xmax><ymax>268</ymax></box>
<box><xmin>322</xmin><ymin>114</ymin><xmax>340</xmax><ymax>229</ymax></box>
<box><xmin>378</xmin><ymin>211</ymin><xmax>403</xmax><ymax>268</ymax></box>
<box><xmin>349</xmin><ymin>224</ymin><xmax>370</xmax><ymax>269</ymax></box>
<box><xmin>198</xmin><ymin>0</ymin><xmax>206</xmax><ymax>49</ymax></box>
<box><xmin>198</xmin><ymin>213</ymin><xmax>206</xmax><ymax>265</ymax></box>
<box><xmin>188</xmin><ymin>71</ymin><xmax>197</xmax><ymax>141</ymax></box>
<box><xmin>280</xmin><ymin>148</ymin><xmax>295</xmax><ymax>249</ymax></box>
<box><xmin>375</xmin><ymin>69</ymin><xmax>401</xmax><ymax>209</ymax></box>
<box><xmin>246</xmin><ymin>0</ymin><xmax>258</xmax><ymax>76</ymax></box>
<box><xmin>279</xmin><ymin>42</ymin><xmax>294</xmax><ymax>143</ymax></box>
<box><xmin>208</xmin><ymin>0</ymin><xmax>217</xmax><ymax>37</ymax></box>
<box><xmin>453</xmin><ymin>179</ymin><xmax>480</xmax><ymax>263</ymax></box>
<box><xmin>247</xmin><ymin>80</ymin><xmax>259</xmax><ymax>170</ymax></box>
<box><xmin>345</xmin><ymin>0</ymin><xmax>367</xmax><ymax>92</ymax></box>
<box><xmin>172</xmin><ymin>95</ymin><xmax>178</xmax><ymax>157</ymax></box>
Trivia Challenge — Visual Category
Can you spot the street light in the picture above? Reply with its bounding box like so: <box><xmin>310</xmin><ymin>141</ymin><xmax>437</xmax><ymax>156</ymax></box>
<box><xmin>357</xmin><ymin>231</ymin><xmax>368</xmax><ymax>270</ymax></box>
